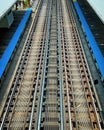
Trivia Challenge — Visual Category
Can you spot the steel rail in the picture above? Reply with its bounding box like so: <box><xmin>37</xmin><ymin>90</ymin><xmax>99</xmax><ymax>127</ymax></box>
<box><xmin>60</xmin><ymin>0</ymin><xmax>73</xmax><ymax>128</ymax></box>
<box><xmin>6</xmin><ymin>9</ymin><xmax>44</xmax><ymax>126</ymax></box>
<box><xmin>0</xmin><ymin>34</ymin><xmax>31</xmax><ymax>130</ymax></box>
<box><xmin>61</xmin><ymin>20</ymin><xmax>73</xmax><ymax>130</ymax></box>
<box><xmin>68</xmin><ymin>40</ymin><xmax>92</xmax><ymax>129</ymax></box>
<box><xmin>79</xmin><ymin>35</ymin><xmax>102</xmax><ymax>129</ymax></box>
<box><xmin>75</xmin><ymin>17</ymin><xmax>102</xmax><ymax>113</ymax></box>
<box><xmin>57</xmin><ymin>0</ymin><xmax>64</xmax><ymax>129</ymax></box>
<box><xmin>65</xmin><ymin>37</ymin><xmax>80</xmax><ymax>130</ymax></box>
<box><xmin>36</xmin><ymin>0</ymin><xmax>52</xmax><ymax>129</ymax></box>
<box><xmin>73</xmin><ymin>9</ymin><xmax>102</xmax><ymax>129</ymax></box>
<box><xmin>63</xmin><ymin>2</ymin><xmax>79</xmax><ymax>129</ymax></box>
<box><xmin>65</xmin><ymin>0</ymin><xmax>102</xmax><ymax>129</ymax></box>
<box><xmin>0</xmin><ymin>0</ymin><xmax>103</xmax><ymax>129</ymax></box>
<box><xmin>0</xmin><ymin>27</ymin><xmax>33</xmax><ymax>130</ymax></box>
<box><xmin>76</xmin><ymin>31</ymin><xmax>102</xmax><ymax>130</ymax></box>
<box><xmin>73</xmin><ymin>35</ymin><xmax>94</xmax><ymax>129</ymax></box>
<box><xmin>69</xmin><ymin>1</ymin><xmax>102</xmax><ymax>128</ymax></box>
<box><xmin>67</xmin><ymin>23</ymin><xmax>94</xmax><ymax>129</ymax></box>
<box><xmin>28</xmin><ymin>4</ymin><xmax>48</xmax><ymax>130</ymax></box>
<box><xmin>0</xmin><ymin>1</ymin><xmax>42</xmax><ymax>129</ymax></box>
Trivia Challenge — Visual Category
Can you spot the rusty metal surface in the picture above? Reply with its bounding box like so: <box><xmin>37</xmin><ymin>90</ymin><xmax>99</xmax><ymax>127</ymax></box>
<box><xmin>0</xmin><ymin>0</ymin><xmax>103</xmax><ymax>129</ymax></box>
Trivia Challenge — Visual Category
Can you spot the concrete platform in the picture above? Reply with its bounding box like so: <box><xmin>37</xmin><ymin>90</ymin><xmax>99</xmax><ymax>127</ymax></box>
<box><xmin>0</xmin><ymin>0</ymin><xmax>17</xmax><ymax>19</ymax></box>
<box><xmin>87</xmin><ymin>0</ymin><xmax>104</xmax><ymax>23</ymax></box>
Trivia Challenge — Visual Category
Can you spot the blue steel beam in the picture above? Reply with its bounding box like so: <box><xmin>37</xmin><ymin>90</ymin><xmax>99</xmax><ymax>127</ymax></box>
<box><xmin>0</xmin><ymin>8</ymin><xmax>32</xmax><ymax>78</ymax></box>
<box><xmin>73</xmin><ymin>1</ymin><xmax>104</xmax><ymax>80</ymax></box>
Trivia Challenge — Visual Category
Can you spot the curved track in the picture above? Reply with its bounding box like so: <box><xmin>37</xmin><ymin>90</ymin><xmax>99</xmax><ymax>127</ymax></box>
<box><xmin>0</xmin><ymin>0</ymin><xmax>103</xmax><ymax>129</ymax></box>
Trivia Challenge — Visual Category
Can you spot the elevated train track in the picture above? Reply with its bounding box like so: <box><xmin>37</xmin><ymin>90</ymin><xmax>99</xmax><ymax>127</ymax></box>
<box><xmin>0</xmin><ymin>0</ymin><xmax>104</xmax><ymax>129</ymax></box>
